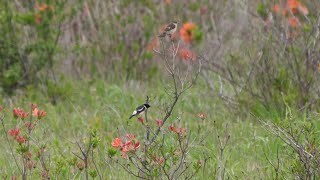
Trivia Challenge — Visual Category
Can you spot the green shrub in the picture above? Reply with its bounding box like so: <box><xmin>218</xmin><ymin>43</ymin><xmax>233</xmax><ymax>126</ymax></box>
<box><xmin>0</xmin><ymin>0</ymin><xmax>65</xmax><ymax>96</ymax></box>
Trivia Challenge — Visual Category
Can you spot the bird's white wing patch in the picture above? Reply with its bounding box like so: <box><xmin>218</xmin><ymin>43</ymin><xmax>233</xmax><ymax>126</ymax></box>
<box><xmin>132</xmin><ymin>110</ymin><xmax>137</xmax><ymax>115</ymax></box>
<box><xmin>137</xmin><ymin>106</ymin><xmax>145</xmax><ymax>112</ymax></box>
<box><xmin>165</xmin><ymin>23</ymin><xmax>175</xmax><ymax>31</ymax></box>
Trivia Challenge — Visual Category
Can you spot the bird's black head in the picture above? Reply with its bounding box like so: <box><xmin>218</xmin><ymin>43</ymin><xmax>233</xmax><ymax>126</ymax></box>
<box><xmin>144</xmin><ymin>103</ymin><xmax>151</xmax><ymax>108</ymax></box>
<box><xmin>173</xmin><ymin>21</ymin><xmax>178</xmax><ymax>24</ymax></box>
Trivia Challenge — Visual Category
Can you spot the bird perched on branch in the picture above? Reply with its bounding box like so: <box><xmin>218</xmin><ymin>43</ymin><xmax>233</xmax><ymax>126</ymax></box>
<box><xmin>129</xmin><ymin>103</ymin><xmax>151</xmax><ymax>119</ymax></box>
<box><xmin>158</xmin><ymin>21</ymin><xmax>178</xmax><ymax>38</ymax></box>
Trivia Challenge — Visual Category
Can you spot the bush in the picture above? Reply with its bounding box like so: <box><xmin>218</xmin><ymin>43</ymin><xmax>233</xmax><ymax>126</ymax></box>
<box><xmin>203</xmin><ymin>0</ymin><xmax>320</xmax><ymax>116</ymax></box>
<box><xmin>108</xmin><ymin>34</ymin><xmax>203</xmax><ymax>179</ymax></box>
<box><xmin>0</xmin><ymin>1</ymin><xmax>65</xmax><ymax>95</ymax></box>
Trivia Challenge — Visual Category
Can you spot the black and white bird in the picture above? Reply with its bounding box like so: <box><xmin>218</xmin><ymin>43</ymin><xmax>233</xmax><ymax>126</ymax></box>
<box><xmin>158</xmin><ymin>21</ymin><xmax>178</xmax><ymax>38</ymax></box>
<box><xmin>129</xmin><ymin>103</ymin><xmax>151</xmax><ymax>119</ymax></box>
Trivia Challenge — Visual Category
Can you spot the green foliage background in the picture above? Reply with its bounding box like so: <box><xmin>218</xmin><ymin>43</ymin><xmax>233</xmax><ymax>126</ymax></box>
<box><xmin>0</xmin><ymin>0</ymin><xmax>319</xmax><ymax>179</ymax></box>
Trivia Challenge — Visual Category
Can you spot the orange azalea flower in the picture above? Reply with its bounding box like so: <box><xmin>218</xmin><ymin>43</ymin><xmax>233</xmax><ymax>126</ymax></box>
<box><xmin>32</xmin><ymin>108</ymin><xmax>39</xmax><ymax>116</ymax></box>
<box><xmin>134</xmin><ymin>142</ymin><xmax>140</xmax><ymax>149</ymax></box>
<box><xmin>38</xmin><ymin>110</ymin><xmax>46</xmax><ymax>118</ymax></box>
<box><xmin>170</xmin><ymin>125</ymin><xmax>177</xmax><ymax>133</ymax></box>
<box><xmin>272</xmin><ymin>4</ymin><xmax>280</xmax><ymax>13</ymax></box>
<box><xmin>32</xmin><ymin>108</ymin><xmax>47</xmax><ymax>119</ymax></box>
<box><xmin>120</xmin><ymin>140</ymin><xmax>140</xmax><ymax>158</ymax></box>
<box><xmin>138</xmin><ymin>117</ymin><xmax>144</xmax><ymax>123</ymax></box>
<box><xmin>31</xmin><ymin>103</ymin><xmax>37</xmax><ymax>110</ymax></box>
<box><xmin>121</xmin><ymin>141</ymin><xmax>132</xmax><ymax>152</ymax></box>
<box><xmin>16</xmin><ymin>135</ymin><xmax>26</xmax><ymax>144</ymax></box>
<box><xmin>13</xmin><ymin>108</ymin><xmax>29</xmax><ymax>119</ymax></box>
<box><xmin>13</xmin><ymin>108</ymin><xmax>22</xmax><ymax>118</ymax></box>
<box><xmin>35</xmin><ymin>3</ymin><xmax>53</xmax><ymax>12</ymax></box>
<box><xmin>179</xmin><ymin>48</ymin><xmax>196</xmax><ymax>61</ymax></box>
<box><xmin>179</xmin><ymin>22</ymin><xmax>197</xmax><ymax>43</ymax></box>
<box><xmin>111</xmin><ymin>138</ymin><xmax>122</xmax><ymax>148</ymax></box>
<box><xmin>8</xmin><ymin>127</ymin><xmax>20</xmax><ymax>137</ymax></box>
<box><xmin>156</xmin><ymin>119</ymin><xmax>163</xmax><ymax>127</ymax></box>
<box><xmin>20</xmin><ymin>112</ymin><xmax>29</xmax><ymax>119</ymax></box>
<box><xmin>198</xmin><ymin>112</ymin><xmax>206</xmax><ymax>120</ymax></box>
<box><xmin>34</xmin><ymin>13</ymin><xmax>41</xmax><ymax>24</ymax></box>
<box><xmin>286</xmin><ymin>0</ymin><xmax>308</xmax><ymax>15</ymax></box>
<box><xmin>170</xmin><ymin>125</ymin><xmax>187</xmax><ymax>135</ymax></box>
<box><xmin>113</xmin><ymin>135</ymin><xmax>140</xmax><ymax>158</ymax></box>
<box><xmin>288</xmin><ymin>17</ymin><xmax>300</xmax><ymax>27</ymax></box>
<box><xmin>37</xmin><ymin>110</ymin><xmax>46</xmax><ymax>118</ymax></box>
<box><xmin>287</xmin><ymin>0</ymin><xmax>300</xmax><ymax>14</ymax></box>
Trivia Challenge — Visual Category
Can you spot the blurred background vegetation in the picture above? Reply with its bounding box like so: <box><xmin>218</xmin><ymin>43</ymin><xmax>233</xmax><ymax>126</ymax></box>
<box><xmin>0</xmin><ymin>0</ymin><xmax>319</xmax><ymax>179</ymax></box>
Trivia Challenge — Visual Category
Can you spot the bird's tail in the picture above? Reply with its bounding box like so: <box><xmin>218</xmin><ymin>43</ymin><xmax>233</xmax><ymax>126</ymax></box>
<box><xmin>129</xmin><ymin>115</ymin><xmax>135</xmax><ymax>119</ymax></box>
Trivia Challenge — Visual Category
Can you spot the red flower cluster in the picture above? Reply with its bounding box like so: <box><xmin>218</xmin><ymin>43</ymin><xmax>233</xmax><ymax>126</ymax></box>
<box><xmin>31</xmin><ymin>103</ymin><xmax>37</xmax><ymax>110</ymax></box>
<box><xmin>170</xmin><ymin>125</ymin><xmax>187</xmax><ymax>135</ymax></box>
<box><xmin>8</xmin><ymin>127</ymin><xmax>20</xmax><ymax>137</ymax></box>
<box><xmin>8</xmin><ymin>127</ymin><xmax>26</xmax><ymax>144</ymax></box>
<box><xmin>0</xmin><ymin>105</ymin><xmax>3</xmax><ymax>112</ymax></box>
<box><xmin>35</xmin><ymin>2</ymin><xmax>53</xmax><ymax>12</ymax></box>
<box><xmin>34</xmin><ymin>14</ymin><xmax>42</xmax><ymax>24</ymax></box>
<box><xmin>198</xmin><ymin>112</ymin><xmax>206</xmax><ymax>120</ymax></box>
<box><xmin>285</xmin><ymin>0</ymin><xmax>308</xmax><ymax>15</ymax></box>
<box><xmin>272</xmin><ymin>0</ymin><xmax>308</xmax><ymax>28</ymax></box>
<box><xmin>138</xmin><ymin>117</ymin><xmax>144</xmax><ymax>124</ymax></box>
<box><xmin>34</xmin><ymin>2</ymin><xmax>53</xmax><ymax>25</ymax></box>
<box><xmin>16</xmin><ymin>136</ymin><xmax>26</xmax><ymax>144</ymax></box>
<box><xmin>13</xmin><ymin>108</ymin><xmax>29</xmax><ymax>119</ymax></box>
<box><xmin>156</xmin><ymin>119</ymin><xmax>163</xmax><ymax>127</ymax></box>
<box><xmin>178</xmin><ymin>48</ymin><xmax>197</xmax><ymax>62</ymax></box>
<box><xmin>288</xmin><ymin>17</ymin><xmax>300</xmax><ymax>27</ymax></box>
<box><xmin>32</xmin><ymin>108</ymin><xmax>47</xmax><ymax>119</ymax></box>
<box><xmin>179</xmin><ymin>23</ymin><xmax>198</xmax><ymax>43</ymax></box>
<box><xmin>112</xmin><ymin>134</ymin><xmax>140</xmax><ymax>158</ymax></box>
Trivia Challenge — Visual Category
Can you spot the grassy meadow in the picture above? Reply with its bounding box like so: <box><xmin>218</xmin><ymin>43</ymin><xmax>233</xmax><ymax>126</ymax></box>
<box><xmin>0</xmin><ymin>0</ymin><xmax>320</xmax><ymax>179</ymax></box>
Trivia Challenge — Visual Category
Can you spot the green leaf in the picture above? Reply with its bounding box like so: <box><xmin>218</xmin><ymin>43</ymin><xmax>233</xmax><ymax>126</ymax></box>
<box><xmin>192</xmin><ymin>28</ymin><xmax>203</xmax><ymax>43</ymax></box>
<box><xmin>15</xmin><ymin>13</ymin><xmax>35</xmax><ymax>25</ymax></box>
<box><xmin>257</xmin><ymin>3</ymin><xmax>268</xmax><ymax>19</ymax></box>
<box><xmin>108</xmin><ymin>148</ymin><xmax>117</xmax><ymax>157</ymax></box>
